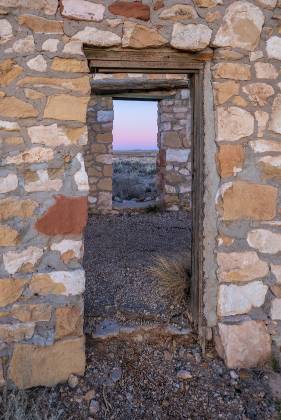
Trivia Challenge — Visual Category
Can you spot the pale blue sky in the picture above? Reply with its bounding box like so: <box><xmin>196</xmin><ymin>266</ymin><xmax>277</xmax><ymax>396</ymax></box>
<box><xmin>112</xmin><ymin>100</ymin><xmax>158</xmax><ymax>150</ymax></box>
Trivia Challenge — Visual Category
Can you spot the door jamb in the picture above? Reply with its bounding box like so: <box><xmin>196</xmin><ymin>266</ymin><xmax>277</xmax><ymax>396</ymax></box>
<box><xmin>84</xmin><ymin>47</ymin><xmax>205</xmax><ymax>336</ymax></box>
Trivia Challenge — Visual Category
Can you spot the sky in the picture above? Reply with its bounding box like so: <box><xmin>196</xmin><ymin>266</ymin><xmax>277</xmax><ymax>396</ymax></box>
<box><xmin>112</xmin><ymin>100</ymin><xmax>158</xmax><ymax>151</ymax></box>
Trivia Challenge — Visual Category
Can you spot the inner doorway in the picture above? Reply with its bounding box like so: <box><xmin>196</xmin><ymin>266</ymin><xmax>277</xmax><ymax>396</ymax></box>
<box><xmin>112</xmin><ymin>99</ymin><xmax>159</xmax><ymax>210</ymax></box>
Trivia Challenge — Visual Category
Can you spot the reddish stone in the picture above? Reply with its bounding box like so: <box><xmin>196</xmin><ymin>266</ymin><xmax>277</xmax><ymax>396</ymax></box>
<box><xmin>108</xmin><ymin>1</ymin><xmax>150</xmax><ymax>21</ymax></box>
<box><xmin>35</xmin><ymin>195</ymin><xmax>88</xmax><ymax>236</ymax></box>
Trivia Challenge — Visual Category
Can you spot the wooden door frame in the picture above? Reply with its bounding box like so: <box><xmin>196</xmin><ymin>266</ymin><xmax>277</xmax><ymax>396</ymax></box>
<box><xmin>84</xmin><ymin>47</ymin><xmax>206</xmax><ymax>335</ymax></box>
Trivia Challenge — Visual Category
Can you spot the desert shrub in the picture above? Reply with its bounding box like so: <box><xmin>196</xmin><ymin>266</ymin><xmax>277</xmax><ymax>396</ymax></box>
<box><xmin>148</xmin><ymin>252</ymin><xmax>191</xmax><ymax>305</ymax></box>
<box><xmin>113</xmin><ymin>159</ymin><xmax>158</xmax><ymax>202</ymax></box>
<box><xmin>0</xmin><ymin>387</ymin><xmax>65</xmax><ymax>420</ymax></box>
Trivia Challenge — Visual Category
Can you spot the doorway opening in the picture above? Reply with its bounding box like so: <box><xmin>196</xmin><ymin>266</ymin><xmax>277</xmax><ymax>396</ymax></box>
<box><xmin>112</xmin><ymin>99</ymin><xmax>159</xmax><ymax>210</ymax></box>
<box><xmin>84</xmin><ymin>72</ymin><xmax>194</xmax><ymax>336</ymax></box>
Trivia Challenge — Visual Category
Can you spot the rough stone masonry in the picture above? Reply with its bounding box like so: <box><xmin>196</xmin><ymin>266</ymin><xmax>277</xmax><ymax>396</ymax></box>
<box><xmin>0</xmin><ymin>0</ymin><xmax>281</xmax><ymax>388</ymax></box>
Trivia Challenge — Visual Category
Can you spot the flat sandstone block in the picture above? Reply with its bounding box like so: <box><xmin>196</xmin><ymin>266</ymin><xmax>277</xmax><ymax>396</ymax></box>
<box><xmin>9</xmin><ymin>337</ymin><xmax>85</xmax><ymax>389</ymax></box>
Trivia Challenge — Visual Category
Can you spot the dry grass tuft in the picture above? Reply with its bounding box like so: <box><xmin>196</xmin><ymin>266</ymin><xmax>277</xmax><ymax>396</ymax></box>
<box><xmin>0</xmin><ymin>386</ymin><xmax>64</xmax><ymax>420</ymax></box>
<box><xmin>148</xmin><ymin>252</ymin><xmax>191</xmax><ymax>305</ymax></box>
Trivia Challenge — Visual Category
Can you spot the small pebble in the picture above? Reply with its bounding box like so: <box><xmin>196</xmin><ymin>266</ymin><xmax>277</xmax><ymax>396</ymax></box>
<box><xmin>68</xmin><ymin>374</ymin><xmax>79</xmax><ymax>389</ymax></box>
<box><xmin>89</xmin><ymin>400</ymin><xmax>100</xmax><ymax>415</ymax></box>
<box><xmin>230</xmin><ymin>370</ymin><xmax>239</xmax><ymax>380</ymax></box>
<box><xmin>84</xmin><ymin>389</ymin><xmax>96</xmax><ymax>401</ymax></box>
<box><xmin>177</xmin><ymin>369</ymin><xmax>193</xmax><ymax>380</ymax></box>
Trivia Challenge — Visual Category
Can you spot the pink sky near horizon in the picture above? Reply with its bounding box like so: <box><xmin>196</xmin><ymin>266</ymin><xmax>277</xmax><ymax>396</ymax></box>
<box><xmin>112</xmin><ymin>100</ymin><xmax>158</xmax><ymax>151</ymax></box>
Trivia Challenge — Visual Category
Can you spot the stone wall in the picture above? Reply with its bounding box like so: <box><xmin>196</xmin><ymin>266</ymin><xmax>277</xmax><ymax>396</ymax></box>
<box><xmin>85</xmin><ymin>93</ymin><xmax>113</xmax><ymax>213</ymax></box>
<box><xmin>157</xmin><ymin>86</ymin><xmax>192</xmax><ymax>210</ymax></box>
<box><xmin>1</xmin><ymin>0</ymin><xmax>281</xmax><ymax>387</ymax></box>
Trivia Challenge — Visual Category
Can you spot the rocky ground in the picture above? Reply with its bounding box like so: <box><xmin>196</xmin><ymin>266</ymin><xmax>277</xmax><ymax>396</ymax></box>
<box><xmin>0</xmin><ymin>211</ymin><xmax>279</xmax><ymax>419</ymax></box>
<box><xmin>1</xmin><ymin>337</ymin><xmax>278</xmax><ymax>420</ymax></box>
<box><xmin>84</xmin><ymin>211</ymin><xmax>192</xmax><ymax>333</ymax></box>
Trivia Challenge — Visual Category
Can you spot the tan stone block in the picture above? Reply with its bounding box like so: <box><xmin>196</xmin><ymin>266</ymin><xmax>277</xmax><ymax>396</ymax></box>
<box><xmin>217</xmin><ymin>251</ymin><xmax>269</xmax><ymax>283</ymax></box>
<box><xmin>30</xmin><ymin>270</ymin><xmax>85</xmax><ymax>296</ymax></box>
<box><xmin>214</xmin><ymin>49</ymin><xmax>244</xmax><ymax>61</ymax></box>
<box><xmin>218</xmin><ymin>281</ymin><xmax>268</xmax><ymax>316</ymax></box>
<box><xmin>213</xmin><ymin>2</ymin><xmax>264</xmax><ymax>51</ymax></box>
<box><xmin>44</xmin><ymin>94</ymin><xmax>89</xmax><ymax>122</ymax></box>
<box><xmin>271</xmin><ymin>284</ymin><xmax>281</xmax><ymax>298</ymax></box>
<box><xmin>0</xmin><ymin>174</ymin><xmax>18</xmax><ymax>194</ymax></box>
<box><xmin>24</xmin><ymin>89</ymin><xmax>45</xmax><ymax>100</ymax></box>
<box><xmin>159</xmin><ymin>5</ymin><xmax>197</xmax><ymax>20</ymax></box>
<box><xmin>242</xmin><ymin>83</ymin><xmax>274</xmax><ymax>106</ymax></box>
<box><xmin>18</xmin><ymin>76</ymin><xmax>90</xmax><ymax>95</ymax></box>
<box><xmin>231</xmin><ymin>96</ymin><xmax>248</xmax><ymax>107</ymax></box>
<box><xmin>0</xmin><ymin>0</ymin><xmax>58</xmax><ymax>15</ymax></box>
<box><xmin>0</xmin><ymin>59</ymin><xmax>23</xmax><ymax>87</ymax></box>
<box><xmin>269</xmin><ymin>94</ymin><xmax>281</xmax><ymax>135</ymax></box>
<box><xmin>255</xmin><ymin>62</ymin><xmax>278</xmax><ymax>79</ymax></box>
<box><xmin>0</xmin><ymin>97</ymin><xmax>38</xmax><ymax>118</ymax></box>
<box><xmin>5</xmin><ymin>147</ymin><xmax>54</xmax><ymax>165</ymax></box>
<box><xmin>266</xmin><ymin>36</ymin><xmax>281</xmax><ymax>60</ymax></box>
<box><xmin>194</xmin><ymin>0</ymin><xmax>220</xmax><ymax>6</ymax></box>
<box><xmin>217</xmin><ymin>144</ymin><xmax>245</xmax><ymax>177</ymax></box>
<box><xmin>213</xmin><ymin>81</ymin><xmax>239</xmax><ymax>105</ymax></box>
<box><xmin>103</xmin><ymin>165</ymin><xmax>112</xmax><ymax>177</ymax></box>
<box><xmin>3</xmin><ymin>136</ymin><xmax>23</xmax><ymax>147</ymax></box>
<box><xmin>61</xmin><ymin>0</ymin><xmax>105</xmax><ymax>21</ymax></box>
<box><xmin>51</xmin><ymin>58</ymin><xmax>89</xmax><ymax>73</ymax></box>
<box><xmin>97</xmin><ymin>178</ymin><xmax>112</xmax><ymax>191</ymax></box>
<box><xmin>162</xmin><ymin>131</ymin><xmax>182</xmax><ymax>147</ymax></box>
<box><xmin>3</xmin><ymin>247</ymin><xmax>43</xmax><ymax>275</ymax></box>
<box><xmin>18</xmin><ymin>15</ymin><xmax>63</xmax><ymax>33</ymax></box>
<box><xmin>217</xmin><ymin>107</ymin><xmax>254</xmax><ymax>142</ymax></box>
<box><xmin>55</xmin><ymin>305</ymin><xmax>83</xmax><ymax>339</ymax></box>
<box><xmin>218</xmin><ymin>234</ymin><xmax>234</xmax><ymax>247</ymax></box>
<box><xmin>10</xmin><ymin>303</ymin><xmax>52</xmax><ymax>322</ymax></box>
<box><xmin>12</xmin><ymin>35</ymin><xmax>34</xmax><ymax>54</ymax></box>
<box><xmin>0</xmin><ymin>198</ymin><xmax>38</xmax><ymax>221</ymax></box>
<box><xmin>90</xmin><ymin>143</ymin><xmax>107</xmax><ymax>153</ymax></box>
<box><xmin>258</xmin><ymin>155</ymin><xmax>281</xmax><ymax>180</ymax></box>
<box><xmin>221</xmin><ymin>181</ymin><xmax>277</xmax><ymax>221</ymax></box>
<box><xmin>250</xmin><ymin>139</ymin><xmax>281</xmax><ymax>153</ymax></box>
<box><xmin>217</xmin><ymin>321</ymin><xmax>271</xmax><ymax>368</ymax></box>
<box><xmin>0</xmin><ymin>225</ymin><xmax>19</xmax><ymax>246</ymax></box>
<box><xmin>206</xmin><ymin>11</ymin><xmax>221</xmax><ymax>23</ymax></box>
<box><xmin>255</xmin><ymin>110</ymin><xmax>269</xmax><ymax>137</ymax></box>
<box><xmin>171</xmin><ymin>23</ymin><xmax>212</xmax><ymax>51</ymax></box>
<box><xmin>248</xmin><ymin>229</ymin><xmax>281</xmax><ymax>254</ymax></box>
<box><xmin>96</xmin><ymin>133</ymin><xmax>113</xmax><ymax>143</ymax></box>
<box><xmin>42</xmin><ymin>38</ymin><xmax>59</xmax><ymax>52</ymax></box>
<box><xmin>213</xmin><ymin>63</ymin><xmax>251</xmax><ymax>80</ymax></box>
<box><xmin>122</xmin><ymin>22</ymin><xmax>167</xmax><ymax>49</ymax></box>
<box><xmin>9</xmin><ymin>337</ymin><xmax>85</xmax><ymax>389</ymax></box>
<box><xmin>0</xmin><ymin>323</ymin><xmax>34</xmax><ymax>343</ymax></box>
<box><xmin>73</xmin><ymin>26</ymin><xmax>121</xmax><ymax>47</ymax></box>
<box><xmin>27</xmin><ymin>55</ymin><xmax>47</xmax><ymax>73</ymax></box>
<box><xmin>0</xmin><ymin>278</ymin><xmax>27</xmax><ymax>307</ymax></box>
<box><xmin>0</xmin><ymin>19</ymin><xmax>12</xmax><ymax>44</ymax></box>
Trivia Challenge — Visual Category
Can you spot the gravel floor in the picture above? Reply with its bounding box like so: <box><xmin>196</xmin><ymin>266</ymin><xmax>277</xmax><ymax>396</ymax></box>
<box><xmin>0</xmin><ymin>211</ymin><xmax>278</xmax><ymax>419</ymax></box>
<box><xmin>1</xmin><ymin>338</ymin><xmax>278</xmax><ymax>420</ymax></box>
<box><xmin>83</xmin><ymin>211</ymin><xmax>192</xmax><ymax>331</ymax></box>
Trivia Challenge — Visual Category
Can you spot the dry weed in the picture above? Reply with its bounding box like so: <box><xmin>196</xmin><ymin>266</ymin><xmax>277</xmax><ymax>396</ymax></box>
<box><xmin>0</xmin><ymin>386</ymin><xmax>64</xmax><ymax>420</ymax></box>
<box><xmin>148</xmin><ymin>252</ymin><xmax>191</xmax><ymax>305</ymax></box>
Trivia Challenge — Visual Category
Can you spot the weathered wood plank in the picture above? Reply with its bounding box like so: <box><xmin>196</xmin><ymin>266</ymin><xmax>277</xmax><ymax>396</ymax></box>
<box><xmin>91</xmin><ymin>78</ymin><xmax>189</xmax><ymax>94</ymax></box>
<box><xmin>85</xmin><ymin>47</ymin><xmax>210</xmax><ymax>71</ymax></box>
